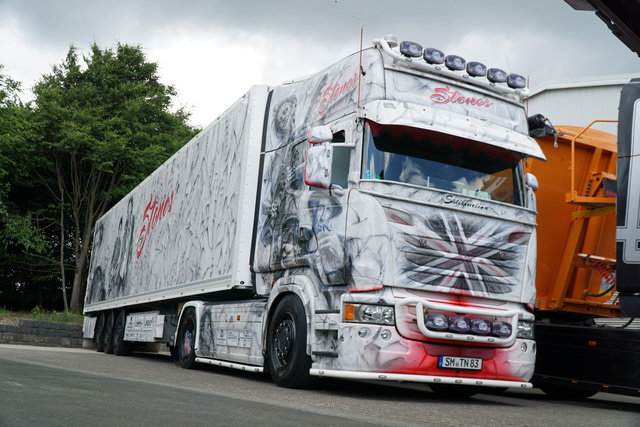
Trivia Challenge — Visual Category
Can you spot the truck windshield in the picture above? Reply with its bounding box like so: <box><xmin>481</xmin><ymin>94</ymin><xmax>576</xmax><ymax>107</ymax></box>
<box><xmin>362</xmin><ymin>122</ymin><xmax>526</xmax><ymax>206</ymax></box>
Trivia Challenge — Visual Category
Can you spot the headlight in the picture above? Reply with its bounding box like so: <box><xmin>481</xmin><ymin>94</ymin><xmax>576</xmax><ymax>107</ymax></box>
<box><xmin>344</xmin><ymin>304</ymin><xmax>395</xmax><ymax>325</ymax></box>
<box><xmin>517</xmin><ymin>321</ymin><xmax>534</xmax><ymax>339</ymax></box>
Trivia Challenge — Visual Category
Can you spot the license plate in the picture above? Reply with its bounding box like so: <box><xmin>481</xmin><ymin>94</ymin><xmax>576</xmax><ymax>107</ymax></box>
<box><xmin>438</xmin><ymin>356</ymin><xmax>482</xmax><ymax>371</ymax></box>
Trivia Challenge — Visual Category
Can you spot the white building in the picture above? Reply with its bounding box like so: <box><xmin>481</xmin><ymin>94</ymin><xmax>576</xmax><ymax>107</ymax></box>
<box><xmin>526</xmin><ymin>74</ymin><xmax>638</xmax><ymax>135</ymax></box>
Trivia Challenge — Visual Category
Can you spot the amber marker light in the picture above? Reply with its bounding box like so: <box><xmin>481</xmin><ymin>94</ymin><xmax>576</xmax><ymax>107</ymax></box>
<box><xmin>344</xmin><ymin>304</ymin><xmax>356</xmax><ymax>321</ymax></box>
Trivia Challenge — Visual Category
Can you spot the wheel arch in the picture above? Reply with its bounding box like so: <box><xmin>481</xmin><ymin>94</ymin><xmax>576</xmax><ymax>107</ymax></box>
<box><xmin>263</xmin><ymin>275</ymin><xmax>317</xmax><ymax>359</ymax></box>
<box><xmin>175</xmin><ymin>301</ymin><xmax>205</xmax><ymax>354</ymax></box>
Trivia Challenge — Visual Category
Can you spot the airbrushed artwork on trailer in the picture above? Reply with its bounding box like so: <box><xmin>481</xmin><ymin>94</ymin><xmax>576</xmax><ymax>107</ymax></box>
<box><xmin>85</xmin><ymin>94</ymin><xmax>253</xmax><ymax>306</ymax></box>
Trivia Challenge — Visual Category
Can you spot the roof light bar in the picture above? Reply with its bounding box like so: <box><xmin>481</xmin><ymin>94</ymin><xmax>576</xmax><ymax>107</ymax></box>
<box><xmin>466</xmin><ymin>61</ymin><xmax>487</xmax><ymax>77</ymax></box>
<box><xmin>487</xmin><ymin>68</ymin><xmax>507</xmax><ymax>83</ymax></box>
<box><xmin>423</xmin><ymin>48</ymin><xmax>445</xmax><ymax>64</ymax></box>
<box><xmin>507</xmin><ymin>73</ymin><xmax>527</xmax><ymax>89</ymax></box>
<box><xmin>399</xmin><ymin>40</ymin><xmax>423</xmax><ymax>58</ymax></box>
<box><xmin>445</xmin><ymin>54</ymin><xmax>465</xmax><ymax>71</ymax></box>
<box><xmin>373</xmin><ymin>36</ymin><xmax>529</xmax><ymax>97</ymax></box>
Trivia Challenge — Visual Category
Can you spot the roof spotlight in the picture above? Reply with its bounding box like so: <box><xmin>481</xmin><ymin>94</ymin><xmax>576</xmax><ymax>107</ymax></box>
<box><xmin>423</xmin><ymin>47</ymin><xmax>445</xmax><ymax>64</ymax></box>
<box><xmin>445</xmin><ymin>55</ymin><xmax>466</xmax><ymax>71</ymax></box>
<box><xmin>487</xmin><ymin>68</ymin><xmax>507</xmax><ymax>84</ymax></box>
<box><xmin>507</xmin><ymin>73</ymin><xmax>527</xmax><ymax>89</ymax></box>
<box><xmin>399</xmin><ymin>41</ymin><xmax>423</xmax><ymax>58</ymax></box>
<box><xmin>466</xmin><ymin>61</ymin><xmax>487</xmax><ymax>77</ymax></box>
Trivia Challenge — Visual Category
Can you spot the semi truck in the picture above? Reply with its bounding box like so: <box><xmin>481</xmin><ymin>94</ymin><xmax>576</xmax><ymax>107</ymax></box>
<box><xmin>526</xmin><ymin>79</ymin><xmax>640</xmax><ymax>398</ymax></box>
<box><xmin>83</xmin><ymin>35</ymin><xmax>544</xmax><ymax>395</ymax></box>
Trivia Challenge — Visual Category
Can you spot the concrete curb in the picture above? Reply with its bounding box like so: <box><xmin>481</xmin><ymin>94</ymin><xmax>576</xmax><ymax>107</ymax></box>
<box><xmin>0</xmin><ymin>318</ymin><xmax>83</xmax><ymax>348</ymax></box>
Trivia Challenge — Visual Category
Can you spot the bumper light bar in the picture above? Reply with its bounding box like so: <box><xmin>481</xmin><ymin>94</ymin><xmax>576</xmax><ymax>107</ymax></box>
<box><xmin>425</xmin><ymin>313</ymin><xmax>517</xmax><ymax>338</ymax></box>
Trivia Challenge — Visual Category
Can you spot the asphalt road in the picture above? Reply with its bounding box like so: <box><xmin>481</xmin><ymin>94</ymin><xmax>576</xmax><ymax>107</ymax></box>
<box><xmin>1</xmin><ymin>344</ymin><xmax>639</xmax><ymax>427</ymax></box>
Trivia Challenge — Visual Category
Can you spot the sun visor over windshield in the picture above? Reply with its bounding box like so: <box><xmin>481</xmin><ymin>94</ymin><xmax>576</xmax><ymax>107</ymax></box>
<box><xmin>361</xmin><ymin>100</ymin><xmax>546</xmax><ymax>161</ymax></box>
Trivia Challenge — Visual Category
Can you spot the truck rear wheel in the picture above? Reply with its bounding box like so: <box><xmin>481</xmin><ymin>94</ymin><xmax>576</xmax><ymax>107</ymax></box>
<box><xmin>94</xmin><ymin>313</ymin><xmax>106</xmax><ymax>352</ymax></box>
<box><xmin>267</xmin><ymin>294</ymin><xmax>317</xmax><ymax>388</ymax></box>
<box><xmin>177</xmin><ymin>307</ymin><xmax>197</xmax><ymax>369</ymax></box>
<box><xmin>113</xmin><ymin>310</ymin><xmax>131</xmax><ymax>356</ymax></box>
<box><xmin>103</xmin><ymin>311</ymin><xmax>115</xmax><ymax>354</ymax></box>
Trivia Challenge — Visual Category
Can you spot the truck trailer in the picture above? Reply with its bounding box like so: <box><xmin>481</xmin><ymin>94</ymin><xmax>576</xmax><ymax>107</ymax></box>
<box><xmin>526</xmin><ymin>79</ymin><xmax>640</xmax><ymax>398</ymax></box>
<box><xmin>83</xmin><ymin>35</ymin><xmax>544</xmax><ymax>394</ymax></box>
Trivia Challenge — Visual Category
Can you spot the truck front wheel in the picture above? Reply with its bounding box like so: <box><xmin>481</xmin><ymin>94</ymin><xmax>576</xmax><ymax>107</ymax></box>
<box><xmin>177</xmin><ymin>307</ymin><xmax>197</xmax><ymax>369</ymax></box>
<box><xmin>267</xmin><ymin>295</ymin><xmax>317</xmax><ymax>388</ymax></box>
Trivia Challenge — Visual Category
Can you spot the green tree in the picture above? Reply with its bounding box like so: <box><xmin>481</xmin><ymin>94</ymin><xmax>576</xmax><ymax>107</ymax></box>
<box><xmin>30</xmin><ymin>43</ymin><xmax>197</xmax><ymax>312</ymax></box>
<box><xmin>0</xmin><ymin>65</ymin><xmax>36</xmax><ymax>248</ymax></box>
<box><xmin>0</xmin><ymin>65</ymin><xmax>52</xmax><ymax>308</ymax></box>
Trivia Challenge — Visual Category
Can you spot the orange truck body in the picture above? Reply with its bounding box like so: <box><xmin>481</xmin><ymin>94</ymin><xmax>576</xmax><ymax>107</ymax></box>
<box><xmin>526</xmin><ymin>123</ymin><xmax>619</xmax><ymax>317</ymax></box>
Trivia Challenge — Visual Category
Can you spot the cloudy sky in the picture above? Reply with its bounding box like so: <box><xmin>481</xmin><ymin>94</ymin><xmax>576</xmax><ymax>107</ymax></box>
<box><xmin>1</xmin><ymin>0</ymin><xmax>638</xmax><ymax>127</ymax></box>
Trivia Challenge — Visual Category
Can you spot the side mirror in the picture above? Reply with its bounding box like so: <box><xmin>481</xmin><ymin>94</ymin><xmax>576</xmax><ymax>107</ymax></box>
<box><xmin>308</xmin><ymin>126</ymin><xmax>333</xmax><ymax>144</ymax></box>
<box><xmin>525</xmin><ymin>173</ymin><xmax>539</xmax><ymax>191</ymax></box>
<box><xmin>304</xmin><ymin>144</ymin><xmax>333</xmax><ymax>189</ymax></box>
<box><xmin>525</xmin><ymin>173</ymin><xmax>538</xmax><ymax>211</ymax></box>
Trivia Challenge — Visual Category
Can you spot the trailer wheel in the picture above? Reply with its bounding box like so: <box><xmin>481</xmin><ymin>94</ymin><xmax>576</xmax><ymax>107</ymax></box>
<box><xmin>538</xmin><ymin>384</ymin><xmax>597</xmax><ymax>399</ymax></box>
<box><xmin>177</xmin><ymin>307</ymin><xmax>197</xmax><ymax>369</ymax></box>
<box><xmin>94</xmin><ymin>313</ymin><xmax>106</xmax><ymax>352</ymax></box>
<box><xmin>267</xmin><ymin>295</ymin><xmax>317</xmax><ymax>388</ymax></box>
<box><xmin>103</xmin><ymin>311</ymin><xmax>115</xmax><ymax>354</ymax></box>
<box><xmin>113</xmin><ymin>310</ymin><xmax>131</xmax><ymax>356</ymax></box>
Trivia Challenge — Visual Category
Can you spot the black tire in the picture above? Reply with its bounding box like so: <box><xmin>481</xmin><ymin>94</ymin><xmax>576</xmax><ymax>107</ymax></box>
<box><xmin>539</xmin><ymin>384</ymin><xmax>597</xmax><ymax>399</ymax></box>
<box><xmin>267</xmin><ymin>294</ymin><xmax>317</xmax><ymax>388</ymax></box>
<box><xmin>94</xmin><ymin>313</ymin><xmax>106</xmax><ymax>352</ymax></box>
<box><xmin>429</xmin><ymin>383</ymin><xmax>480</xmax><ymax>398</ymax></box>
<box><xmin>177</xmin><ymin>307</ymin><xmax>197</xmax><ymax>369</ymax></box>
<box><xmin>103</xmin><ymin>311</ymin><xmax>115</xmax><ymax>354</ymax></box>
<box><xmin>113</xmin><ymin>310</ymin><xmax>131</xmax><ymax>356</ymax></box>
<box><xmin>169</xmin><ymin>345</ymin><xmax>179</xmax><ymax>363</ymax></box>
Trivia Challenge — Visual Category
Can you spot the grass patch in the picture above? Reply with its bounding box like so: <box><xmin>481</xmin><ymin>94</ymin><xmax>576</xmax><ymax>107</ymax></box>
<box><xmin>0</xmin><ymin>306</ymin><xmax>11</xmax><ymax>318</ymax></box>
<box><xmin>0</xmin><ymin>306</ymin><xmax>84</xmax><ymax>324</ymax></box>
